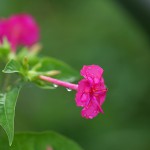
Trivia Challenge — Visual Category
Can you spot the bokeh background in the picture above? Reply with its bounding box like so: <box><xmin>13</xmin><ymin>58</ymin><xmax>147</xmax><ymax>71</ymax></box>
<box><xmin>1</xmin><ymin>0</ymin><xmax>150</xmax><ymax>150</ymax></box>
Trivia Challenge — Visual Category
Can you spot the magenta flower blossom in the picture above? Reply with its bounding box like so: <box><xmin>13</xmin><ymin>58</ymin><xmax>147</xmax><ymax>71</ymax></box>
<box><xmin>75</xmin><ymin>65</ymin><xmax>107</xmax><ymax>119</ymax></box>
<box><xmin>0</xmin><ymin>14</ymin><xmax>39</xmax><ymax>52</ymax></box>
<box><xmin>39</xmin><ymin>65</ymin><xmax>107</xmax><ymax>119</ymax></box>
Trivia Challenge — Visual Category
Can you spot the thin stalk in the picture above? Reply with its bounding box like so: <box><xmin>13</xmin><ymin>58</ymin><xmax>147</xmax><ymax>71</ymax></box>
<box><xmin>39</xmin><ymin>75</ymin><xmax>78</xmax><ymax>91</ymax></box>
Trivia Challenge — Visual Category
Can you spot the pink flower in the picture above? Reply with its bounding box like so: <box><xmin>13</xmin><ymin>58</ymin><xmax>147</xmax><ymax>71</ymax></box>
<box><xmin>0</xmin><ymin>14</ymin><xmax>39</xmax><ymax>52</ymax></box>
<box><xmin>76</xmin><ymin>65</ymin><xmax>107</xmax><ymax>119</ymax></box>
<box><xmin>39</xmin><ymin>65</ymin><xmax>107</xmax><ymax>119</ymax></box>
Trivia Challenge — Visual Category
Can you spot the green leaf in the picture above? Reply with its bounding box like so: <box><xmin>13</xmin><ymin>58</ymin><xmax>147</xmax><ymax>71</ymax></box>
<box><xmin>2</xmin><ymin>60</ymin><xmax>22</xmax><ymax>74</ymax></box>
<box><xmin>29</xmin><ymin>57</ymin><xmax>79</xmax><ymax>89</ymax></box>
<box><xmin>0</xmin><ymin>85</ymin><xmax>22</xmax><ymax>146</ymax></box>
<box><xmin>0</xmin><ymin>132</ymin><xmax>83</xmax><ymax>150</ymax></box>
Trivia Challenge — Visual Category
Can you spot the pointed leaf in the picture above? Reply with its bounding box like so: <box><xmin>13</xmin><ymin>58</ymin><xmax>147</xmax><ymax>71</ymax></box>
<box><xmin>0</xmin><ymin>85</ymin><xmax>22</xmax><ymax>145</ymax></box>
<box><xmin>2</xmin><ymin>60</ymin><xmax>22</xmax><ymax>74</ymax></box>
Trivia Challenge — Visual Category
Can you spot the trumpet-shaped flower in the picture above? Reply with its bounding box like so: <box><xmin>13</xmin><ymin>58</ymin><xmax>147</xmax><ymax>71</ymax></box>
<box><xmin>40</xmin><ymin>65</ymin><xmax>107</xmax><ymax>119</ymax></box>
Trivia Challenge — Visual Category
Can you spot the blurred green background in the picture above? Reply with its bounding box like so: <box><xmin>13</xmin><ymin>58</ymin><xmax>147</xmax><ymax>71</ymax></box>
<box><xmin>1</xmin><ymin>0</ymin><xmax>150</xmax><ymax>149</ymax></box>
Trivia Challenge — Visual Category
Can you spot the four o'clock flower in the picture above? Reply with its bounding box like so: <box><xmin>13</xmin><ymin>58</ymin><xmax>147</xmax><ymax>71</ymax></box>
<box><xmin>40</xmin><ymin>65</ymin><xmax>107</xmax><ymax>119</ymax></box>
<box><xmin>0</xmin><ymin>14</ymin><xmax>39</xmax><ymax>52</ymax></box>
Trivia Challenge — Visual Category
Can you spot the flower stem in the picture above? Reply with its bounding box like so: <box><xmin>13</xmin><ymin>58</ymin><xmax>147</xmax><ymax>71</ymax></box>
<box><xmin>39</xmin><ymin>75</ymin><xmax>78</xmax><ymax>91</ymax></box>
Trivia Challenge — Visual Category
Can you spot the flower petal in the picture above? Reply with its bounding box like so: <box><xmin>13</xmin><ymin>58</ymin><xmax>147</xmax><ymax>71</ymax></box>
<box><xmin>75</xmin><ymin>79</ymin><xmax>91</xmax><ymax>107</ymax></box>
<box><xmin>81</xmin><ymin>101</ymin><xmax>103</xmax><ymax>119</ymax></box>
<box><xmin>80</xmin><ymin>65</ymin><xmax>103</xmax><ymax>84</ymax></box>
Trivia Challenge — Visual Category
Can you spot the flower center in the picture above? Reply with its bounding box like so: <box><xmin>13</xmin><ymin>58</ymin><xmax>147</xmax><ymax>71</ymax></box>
<box><xmin>91</xmin><ymin>86</ymin><xmax>107</xmax><ymax>97</ymax></box>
